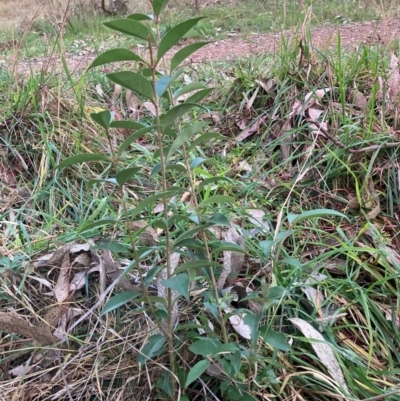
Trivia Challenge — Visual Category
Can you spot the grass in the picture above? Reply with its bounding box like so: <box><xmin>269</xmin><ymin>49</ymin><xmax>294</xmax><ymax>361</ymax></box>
<box><xmin>1</xmin><ymin>1</ymin><xmax>400</xmax><ymax>400</ymax></box>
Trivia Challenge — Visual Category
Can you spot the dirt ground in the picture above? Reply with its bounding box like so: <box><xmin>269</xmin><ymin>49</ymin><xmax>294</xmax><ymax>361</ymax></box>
<box><xmin>5</xmin><ymin>17</ymin><xmax>400</xmax><ymax>75</ymax></box>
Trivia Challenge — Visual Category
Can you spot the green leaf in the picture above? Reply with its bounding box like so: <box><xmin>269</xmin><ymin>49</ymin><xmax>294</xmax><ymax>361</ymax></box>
<box><xmin>151</xmin><ymin>162</ymin><xmax>186</xmax><ymax>176</ymax></box>
<box><xmin>243</xmin><ymin>312</ymin><xmax>262</xmax><ymax>340</ymax></box>
<box><xmin>54</xmin><ymin>153</ymin><xmax>110</xmax><ymax>170</ymax></box>
<box><xmin>79</xmin><ymin>218</ymin><xmax>116</xmax><ymax>233</ymax></box>
<box><xmin>198</xmin><ymin>176</ymin><xmax>232</xmax><ymax>190</ymax></box>
<box><xmin>155</xmin><ymin>69</ymin><xmax>183</xmax><ymax>98</ymax></box>
<box><xmin>90</xmin><ymin>110</ymin><xmax>113</xmax><ymax>129</ymax></box>
<box><xmin>136</xmin><ymin>296</ymin><xmax>167</xmax><ymax>306</ymax></box>
<box><xmin>282</xmin><ymin>257</ymin><xmax>302</xmax><ymax>270</ymax></box>
<box><xmin>161</xmin><ymin>273</ymin><xmax>190</xmax><ymax>301</ymax></box>
<box><xmin>107</xmin><ymin>71</ymin><xmax>154</xmax><ymax>101</ymax></box>
<box><xmin>191</xmin><ymin>157</ymin><xmax>216</xmax><ymax>169</ymax></box>
<box><xmin>118</xmin><ymin>125</ymin><xmax>156</xmax><ymax>155</ymax></box>
<box><xmin>116</xmin><ymin>167</ymin><xmax>142</xmax><ymax>186</ymax></box>
<box><xmin>166</xmin><ymin>122</ymin><xmax>208</xmax><ymax>162</ymax></box>
<box><xmin>212</xmin><ymin>241</ymin><xmax>246</xmax><ymax>254</ymax></box>
<box><xmin>152</xmin><ymin>0</ymin><xmax>169</xmax><ymax>16</ymax></box>
<box><xmin>183</xmin><ymin>28</ymin><xmax>202</xmax><ymax>39</ymax></box>
<box><xmin>185</xmin><ymin>360</ymin><xmax>210</xmax><ymax>388</ymax></box>
<box><xmin>189</xmin><ymin>338</ymin><xmax>219</xmax><ymax>356</ymax></box>
<box><xmin>288</xmin><ymin>208</ymin><xmax>349</xmax><ymax>224</ymax></box>
<box><xmin>145</xmin><ymin>265</ymin><xmax>163</xmax><ymax>287</ymax></box>
<box><xmin>157</xmin><ymin>17</ymin><xmax>204</xmax><ymax>61</ymax></box>
<box><xmin>127</xmin><ymin>13</ymin><xmax>153</xmax><ymax>21</ymax></box>
<box><xmin>104</xmin><ymin>19</ymin><xmax>153</xmax><ymax>41</ymax></box>
<box><xmin>89</xmin><ymin>49</ymin><xmax>145</xmax><ymax>69</ymax></box>
<box><xmin>130</xmin><ymin>190</ymin><xmax>182</xmax><ymax>218</ymax></box>
<box><xmin>173</xmin><ymin>223</ymin><xmax>212</xmax><ymax>247</ymax></box>
<box><xmin>170</xmin><ymin>41</ymin><xmax>209</xmax><ymax>71</ymax></box>
<box><xmin>174</xmin><ymin>260</ymin><xmax>220</xmax><ymax>274</ymax></box>
<box><xmin>110</xmin><ymin>120</ymin><xmax>147</xmax><ymax>130</ymax></box>
<box><xmin>169</xmin><ymin>238</ymin><xmax>202</xmax><ymax>247</ymax></box>
<box><xmin>241</xmin><ymin>393</ymin><xmax>259</xmax><ymax>401</ymax></box>
<box><xmin>174</xmin><ymin>82</ymin><xmax>208</xmax><ymax>98</ymax></box>
<box><xmin>201</xmin><ymin>195</ymin><xmax>235</xmax><ymax>207</ymax></box>
<box><xmin>267</xmin><ymin>286</ymin><xmax>288</xmax><ymax>299</ymax></box>
<box><xmin>261</xmin><ymin>328</ymin><xmax>291</xmax><ymax>351</ymax></box>
<box><xmin>189</xmin><ymin>132</ymin><xmax>221</xmax><ymax>150</ymax></box>
<box><xmin>160</xmin><ymin>103</ymin><xmax>199</xmax><ymax>129</ymax></box>
<box><xmin>185</xmin><ymin>88</ymin><xmax>213</xmax><ymax>104</ymax></box>
<box><xmin>88</xmin><ymin>178</ymin><xmax>118</xmax><ymax>187</ymax></box>
<box><xmin>259</xmin><ymin>239</ymin><xmax>276</xmax><ymax>257</ymax></box>
<box><xmin>101</xmin><ymin>290</ymin><xmax>141</xmax><ymax>315</ymax></box>
<box><xmin>214</xmin><ymin>342</ymin><xmax>240</xmax><ymax>354</ymax></box>
<box><xmin>95</xmin><ymin>241</ymin><xmax>131</xmax><ymax>253</ymax></box>
<box><xmin>207</xmin><ymin>213</ymin><xmax>231</xmax><ymax>226</ymax></box>
<box><xmin>137</xmin><ymin>334</ymin><xmax>167</xmax><ymax>366</ymax></box>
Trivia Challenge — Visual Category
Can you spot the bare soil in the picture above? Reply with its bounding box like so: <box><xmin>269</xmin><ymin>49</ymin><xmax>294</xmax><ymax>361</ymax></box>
<box><xmin>5</xmin><ymin>18</ymin><xmax>400</xmax><ymax>75</ymax></box>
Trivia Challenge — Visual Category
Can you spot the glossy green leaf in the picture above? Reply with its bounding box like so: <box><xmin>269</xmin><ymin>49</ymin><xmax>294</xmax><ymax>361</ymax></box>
<box><xmin>151</xmin><ymin>162</ymin><xmax>186</xmax><ymax>177</ymax></box>
<box><xmin>288</xmin><ymin>208</ymin><xmax>349</xmax><ymax>224</ymax></box>
<box><xmin>145</xmin><ymin>265</ymin><xmax>163</xmax><ymax>287</ymax></box>
<box><xmin>161</xmin><ymin>273</ymin><xmax>190</xmax><ymax>300</ymax></box>
<box><xmin>90</xmin><ymin>110</ymin><xmax>113</xmax><ymax>129</ymax></box>
<box><xmin>189</xmin><ymin>338</ymin><xmax>219</xmax><ymax>356</ymax></box>
<box><xmin>130</xmin><ymin>190</ymin><xmax>182</xmax><ymax>218</ymax></box>
<box><xmin>198</xmin><ymin>176</ymin><xmax>232</xmax><ymax>190</ymax></box>
<box><xmin>157</xmin><ymin>17</ymin><xmax>204</xmax><ymax>61</ymax></box>
<box><xmin>214</xmin><ymin>342</ymin><xmax>240</xmax><ymax>354</ymax></box>
<box><xmin>107</xmin><ymin>71</ymin><xmax>154</xmax><ymax>101</ymax></box>
<box><xmin>79</xmin><ymin>218</ymin><xmax>116</xmax><ymax>233</ymax></box>
<box><xmin>212</xmin><ymin>241</ymin><xmax>246</xmax><ymax>254</ymax></box>
<box><xmin>267</xmin><ymin>286</ymin><xmax>288</xmax><ymax>299</ymax></box>
<box><xmin>152</xmin><ymin>0</ymin><xmax>169</xmax><ymax>16</ymax></box>
<box><xmin>166</xmin><ymin>122</ymin><xmax>208</xmax><ymax>162</ymax></box>
<box><xmin>241</xmin><ymin>393</ymin><xmax>259</xmax><ymax>401</ymax></box>
<box><xmin>88</xmin><ymin>178</ymin><xmax>118</xmax><ymax>187</ymax></box>
<box><xmin>207</xmin><ymin>213</ymin><xmax>231</xmax><ymax>226</ymax></box>
<box><xmin>137</xmin><ymin>334</ymin><xmax>167</xmax><ymax>366</ymax></box>
<box><xmin>104</xmin><ymin>19</ymin><xmax>153</xmax><ymax>41</ymax></box>
<box><xmin>201</xmin><ymin>195</ymin><xmax>235</xmax><ymax>207</ymax></box>
<box><xmin>127</xmin><ymin>13</ymin><xmax>153</xmax><ymax>21</ymax></box>
<box><xmin>118</xmin><ymin>126</ymin><xmax>156</xmax><ymax>155</ymax></box>
<box><xmin>174</xmin><ymin>82</ymin><xmax>208</xmax><ymax>98</ymax></box>
<box><xmin>244</xmin><ymin>313</ymin><xmax>262</xmax><ymax>347</ymax></box>
<box><xmin>116</xmin><ymin>167</ymin><xmax>142</xmax><ymax>186</ymax></box>
<box><xmin>101</xmin><ymin>290</ymin><xmax>141</xmax><ymax>316</ymax></box>
<box><xmin>261</xmin><ymin>328</ymin><xmax>291</xmax><ymax>351</ymax></box>
<box><xmin>259</xmin><ymin>239</ymin><xmax>276</xmax><ymax>257</ymax></box>
<box><xmin>282</xmin><ymin>257</ymin><xmax>303</xmax><ymax>270</ymax></box>
<box><xmin>174</xmin><ymin>260</ymin><xmax>220</xmax><ymax>274</ymax></box>
<box><xmin>170</xmin><ymin>41</ymin><xmax>209</xmax><ymax>71</ymax></box>
<box><xmin>171</xmin><ymin>238</ymin><xmax>203</xmax><ymax>248</ymax></box>
<box><xmin>191</xmin><ymin>157</ymin><xmax>216</xmax><ymax>169</ymax></box>
<box><xmin>185</xmin><ymin>87</ymin><xmax>213</xmax><ymax>104</ymax></box>
<box><xmin>155</xmin><ymin>68</ymin><xmax>182</xmax><ymax>98</ymax></box>
<box><xmin>173</xmin><ymin>223</ymin><xmax>212</xmax><ymax>247</ymax></box>
<box><xmin>95</xmin><ymin>241</ymin><xmax>131</xmax><ymax>253</ymax></box>
<box><xmin>136</xmin><ymin>295</ymin><xmax>167</xmax><ymax>306</ymax></box>
<box><xmin>185</xmin><ymin>360</ymin><xmax>210</xmax><ymax>388</ymax></box>
<box><xmin>189</xmin><ymin>132</ymin><xmax>221</xmax><ymax>150</ymax></box>
<box><xmin>160</xmin><ymin>103</ymin><xmax>198</xmax><ymax>129</ymax></box>
<box><xmin>89</xmin><ymin>49</ymin><xmax>145</xmax><ymax>69</ymax></box>
<box><xmin>54</xmin><ymin>153</ymin><xmax>110</xmax><ymax>170</ymax></box>
<box><xmin>110</xmin><ymin>120</ymin><xmax>147</xmax><ymax>130</ymax></box>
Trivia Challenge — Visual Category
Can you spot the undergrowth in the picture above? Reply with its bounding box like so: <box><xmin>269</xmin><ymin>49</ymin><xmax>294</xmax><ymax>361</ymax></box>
<box><xmin>1</xmin><ymin>1</ymin><xmax>400</xmax><ymax>400</ymax></box>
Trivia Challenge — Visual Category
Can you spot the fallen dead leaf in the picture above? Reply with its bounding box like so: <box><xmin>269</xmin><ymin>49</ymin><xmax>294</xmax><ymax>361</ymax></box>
<box><xmin>290</xmin><ymin>317</ymin><xmax>348</xmax><ymax>392</ymax></box>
